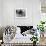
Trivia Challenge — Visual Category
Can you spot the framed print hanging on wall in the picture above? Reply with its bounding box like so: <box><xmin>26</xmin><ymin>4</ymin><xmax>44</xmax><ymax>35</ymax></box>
<box><xmin>15</xmin><ymin>8</ymin><xmax>27</xmax><ymax>18</ymax></box>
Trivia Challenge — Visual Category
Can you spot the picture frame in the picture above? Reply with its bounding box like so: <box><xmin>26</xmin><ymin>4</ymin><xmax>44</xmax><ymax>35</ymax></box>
<box><xmin>15</xmin><ymin>8</ymin><xmax>27</xmax><ymax>18</ymax></box>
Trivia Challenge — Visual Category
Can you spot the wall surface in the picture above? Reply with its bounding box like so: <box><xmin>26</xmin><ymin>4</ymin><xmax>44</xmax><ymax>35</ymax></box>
<box><xmin>0</xmin><ymin>0</ymin><xmax>3</xmax><ymax>38</ymax></box>
<box><xmin>32</xmin><ymin>0</ymin><xmax>41</xmax><ymax>28</ymax></box>
<box><xmin>0</xmin><ymin>0</ymin><xmax>3</xmax><ymax>26</ymax></box>
<box><xmin>2</xmin><ymin>0</ymin><xmax>41</xmax><ymax>27</ymax></box>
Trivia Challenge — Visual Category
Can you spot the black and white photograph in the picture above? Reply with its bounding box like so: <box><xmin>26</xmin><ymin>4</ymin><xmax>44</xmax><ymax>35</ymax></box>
<box><xmin>16</xmin><ymin>9</ymin><xmax>25</xmax><ymax>17</ymax></box>
<box><xmin>15</xmin><ymin>8</ymin><xmax>27</xmax><ymax>18</ymax></box>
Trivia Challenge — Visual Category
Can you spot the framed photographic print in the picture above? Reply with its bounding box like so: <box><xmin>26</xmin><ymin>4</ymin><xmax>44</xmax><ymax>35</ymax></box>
<box><xmin>15</xmin><ymin>8</ymin><xmax>27</xmax><ymax>18</ymax></box>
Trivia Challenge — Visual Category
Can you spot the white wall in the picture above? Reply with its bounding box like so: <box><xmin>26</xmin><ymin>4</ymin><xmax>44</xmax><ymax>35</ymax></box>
<box><xmin>2</xmin><ymin>0</ymin><xmax>41</xmax><ymax>26</ymax></box>
<box><xmin>0</xmin><ymin>0</ymin><xmax>3</xmax><ymax>26</ymax></box>
<box><xmin>32</xmin><ymin>0</ymin><xmax>41</xmax><ymax>28</ymax></box>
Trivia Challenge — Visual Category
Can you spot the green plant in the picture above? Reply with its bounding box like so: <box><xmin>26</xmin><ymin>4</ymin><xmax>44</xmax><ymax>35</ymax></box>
<box><xmin>31</xmin><ymin>35</ymin><xmax>38</xmax><ymax>46</ymax></box>
<box><xmin>31</xmin><ymin>36</ymin><xmax>38</xmax><ymax>42</ymax></box>
<box><xmin>37</xmin><ymin>21</ymin><xmax>45</xmax><ymax>32</ymax></box>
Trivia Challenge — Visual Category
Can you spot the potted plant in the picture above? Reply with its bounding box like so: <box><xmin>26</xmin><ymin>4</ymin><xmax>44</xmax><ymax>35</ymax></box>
<box><xmin>31</xmin><ymin>35</ymin><xmax>38</xmax><ymax>46</ymax></box>
<box><xmin>37</xmin><ymin>21</ymin><xmax>45</xmax><ymax>37</ymax></box>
